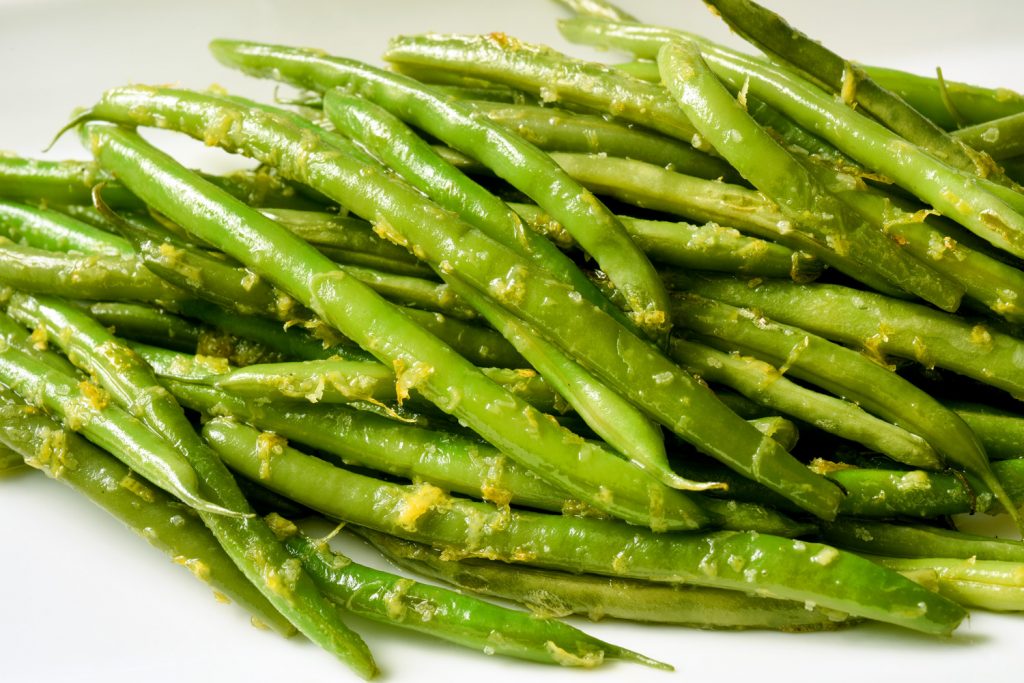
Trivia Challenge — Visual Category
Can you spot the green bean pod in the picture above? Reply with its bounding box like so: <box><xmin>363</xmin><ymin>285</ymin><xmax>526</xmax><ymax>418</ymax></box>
<box><xmin>821</xmin><ymin>520</ymin><xmax>1024</xmax><ymax>563</ymax></box>
<box><xmin>870</xmin><ymin>556</ymin><xmax>1024</xmax><ymax>612</ymax></box>
<box><xmin>668</xmin><ymin>337</ymin><xmax>941</xmax><ymax>469</ymax></box>
<box><xmin>382</xmin><ymin>32</ymin><xmax>702</xmax><ymax>147</ymax></box>
<box><xmin>516</xmin><ymin>203</ymin><xmax>818</xmax><ymax>281</ymax></box>
<box><xmin>358</xmin><ymin>528</ymin><xmax>851</xmax><ymax>631</ymax></box>
<box><xmin>0</xmin><ymin>241</ymin><xmax>184</xmax><ymax>304</ymax></box>
<box><xmin>954</xmin><ymin>112</ymin><xmax>1024</xmax><ymax>160</ymax></box>
<box><xmin>202</xmin><ymin>418</ymin><xmax>965</xmax><ymax>636</ymax></box>
<box><xmin>468</xmin><ymin>101</ymin><xmax>739</xmax><ymax>180</ymax></box>
<box><xmin>0</xmin><ymin>338</ymin><xmax>235</xmax><ymax>518</ymax></box>
<box><xmin>0</xmin><ymin>200</ymin><xmax>132</xmax><ymax>255</ymax></box>
<box><xmin>275</xmin><ymin>520</ymin><xmax>668</xmax><ymax>669</ymax></box>
<box><xmin>80</xmin><ymin>302</ymin><xmax>201</xmax><ymax>352</ymax></box>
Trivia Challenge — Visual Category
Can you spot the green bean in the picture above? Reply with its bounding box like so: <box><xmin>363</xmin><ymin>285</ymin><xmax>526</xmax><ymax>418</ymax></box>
<box><xmin>80</xmin><ymin>119</ymin><xmax>708</xmax><ymax>530</ymax></box>
<box><xmin>202</xmin><ymin>418</ymin><xmax>965</xmax><ymax>635</ymax></box>
<box><xmin>683</xmin><ymin>275</ymin><xmax>1024</xmax><ymax>401</ymax></box>
<box><xmin>0</xmin><ymin>157</ymin><xmax>142</xmax><ymax>208</ymax></box>
<box><xmin>273</xmin><ymin>519</ymin><xmax>666</xmax><ymax>669</ymax></box>
<box><xmin>160</xmin><ymin>378</ymin><xmax>806</xmax><ymax>537</ymax></box>
<box><xmin>4</xmin><ymin>293</ymin><xmax>378</xmax><ymax>678</ymax></box>
<box><xmin>79</xmin><ymin>302</ymin><xmax>201</xmax><ymax>352</ymax></box>
<box><xmin>704</xmin><ymin>0</ymin><xmax>1015</xmax><ymax>188</ymax></box>
<box><xmin>657</xmin><ymin>40</ymin><xmax>962</xmax><ymax>311</ymax></box>
<box><xmin>382</xmin><ymin>33</ymin><xmax>703</xmax><ymax>147</ymax></box>
<box><xmin>821</xmin><ymin>520</ymin><xmax>1024</xmax><ymax>563</ymax></box>
<box><xmin>0</xmin><ymin>200</ymin><xmax>131</xmax><ymax>255</ymax></box>
<box><xmin>676</xmin><ymin>456</ymin><xmax>1024</xmax><ymax>519</ymax></box>
<box><xmin>507</xmin><ymin>203</ymin><xmax>821</xmax><ymax>282</ymax></box>
<box><xmin>150</xmin><ymin>350</ymin><xmax>566</xmax><ymax>415</ymax></box>
<box><xmin>668</xmin><ymin>338</ymin><xmax>940</xmax><ymax>469</ymax></box>
<box><xmin>0</xmin><ymin>157</ymin><xmax>323</xmax><ymax>211</ymax></box>
<box><xmin>0</xmin><ymin>391</ymin><xmax>295</xmax><ymax>635</ymax></box>
<box><xmin>869</xmin><ymin>556</ymin><xmax>1024</xmax><ymax>612</ymax></box>
<box><xmin>322</xmin><ymin>94</ymin><xmax>675</xmax><ymax>481</ymax></box>
<box><xmin>357</xmin><ymin>528</ymin><xmax>850</xmax><ymax>631</ymax></box>
<box><xmin>670</xmin><ymin>291</ymin><xmax>1022</xmax><ymax>531</ymax></box>
<box><xmin>0</xmin><ymin>241</ymin><xmax>184</xmax><ymax>304</ymax></box>
<box><xmin>0</xmin><ymin>307</ymin><xmax>80</xmax><ymax>376</ymax></box>
<box><xmin>211</xmin><ymin>41</ymin><xmax>672</xmax><ymax>337</ymax></box>
<box><xmin>953</xmin><ymin>112</ymin><xmax>1024</xmax><ymax>161</ymax></box>
<box><xmin>468</xmin><ymin>101</ymin><xmax>739</xmax><ymax>180</ymax></box>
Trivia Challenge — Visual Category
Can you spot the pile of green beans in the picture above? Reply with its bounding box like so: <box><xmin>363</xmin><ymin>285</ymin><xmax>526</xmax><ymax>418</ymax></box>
<box><xmin>4</xmin><ymin>0</ymin><xmax>1024</xmax><ymax>678</ymax></box>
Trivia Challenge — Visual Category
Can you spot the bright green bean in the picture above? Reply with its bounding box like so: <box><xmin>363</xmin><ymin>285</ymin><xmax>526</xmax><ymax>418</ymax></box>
<box><xmin>202</xmin><ymin>418</ymin><xmax>964</xmax><ymax>635</ymax></box>
<box><xmin>358</xmin><ymin>528</ymin><xmax>851</xmax><ymax>631</ymax></box>
<box><xmin>275</xmin><ymin>519</ymin><xmax>666</xmax><ymax>669</ymax></box>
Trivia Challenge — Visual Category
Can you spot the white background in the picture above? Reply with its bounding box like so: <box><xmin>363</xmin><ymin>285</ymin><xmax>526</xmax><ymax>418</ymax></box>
<box><xmin>1</xmin><ymin>1</ymin><xmax>1023</xmax><ymax>682</ymax></box>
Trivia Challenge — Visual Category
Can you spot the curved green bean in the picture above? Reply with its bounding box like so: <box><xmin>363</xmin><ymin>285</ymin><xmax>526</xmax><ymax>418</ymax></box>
<box><xmin>275</xmin><ymin>519</ymin><xmax>666</xmax><ymax>669</ymax></box>
<box><xmin>358</xmin><ymin>528</ymin><xmax>851</xmax><ymax>631</ymax></box>
<box><xmin>202</xmin><ymin>418</ymin><xmax>964</xmax><ymax>635</ymax></box>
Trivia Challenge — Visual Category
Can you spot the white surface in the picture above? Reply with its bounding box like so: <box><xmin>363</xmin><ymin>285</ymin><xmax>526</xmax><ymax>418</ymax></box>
<box><xmin>1</xmin><ymin>1</ymin><xmax>1023</xmax><ymax>682</ymax></box>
